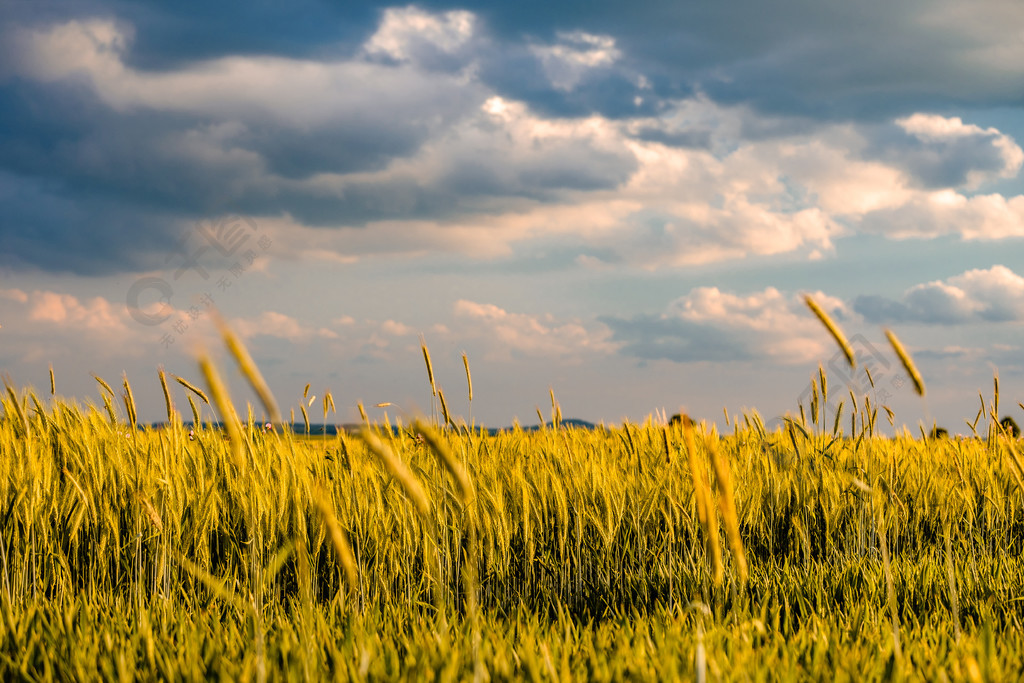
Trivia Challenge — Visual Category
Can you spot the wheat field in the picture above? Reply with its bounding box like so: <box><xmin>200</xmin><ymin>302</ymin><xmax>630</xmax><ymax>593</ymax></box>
<box><xmin>2</xmin><ymin>330</ymin><xmax>1024</xmax><ymax>681</ymax></box>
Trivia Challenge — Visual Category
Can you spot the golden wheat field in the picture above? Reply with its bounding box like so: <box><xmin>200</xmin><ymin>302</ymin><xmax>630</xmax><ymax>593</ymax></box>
<box><xmin>2</xmin><ymin>314</ymin><xmax>1024</xmax><ymax>682</ymax></box>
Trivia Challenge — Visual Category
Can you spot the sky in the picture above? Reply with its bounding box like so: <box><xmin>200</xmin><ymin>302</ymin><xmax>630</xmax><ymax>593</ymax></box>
<box><xmin>2</xmin><ymin>1</ymin><xmax>1023</xmax><ymax>432</ymax></box>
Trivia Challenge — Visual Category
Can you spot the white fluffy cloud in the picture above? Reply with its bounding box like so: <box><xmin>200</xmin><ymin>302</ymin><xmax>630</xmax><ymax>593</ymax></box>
<box><xmin>855</xmin><ymin>265</ymin><xmax>1024</xmax><ymax>324</ymax></box>
<box><xmin>605</xmin><ymin>286</ymin><xmax>852</xmax><ymax>365</ymax></box>
<box><xmin>230</xmin><ymin>311</ymin><xmax>337</xmax><ymax>342</ymax></box>
<box><xmin>363</xmin><ymin>6</ymin><xmax>476</xmax><ymax>64</ymax></box>
<box><xmin>531</xmin><ymin>31</ymin><xmax>622</xmax><ymax>91</ymax></box>
<box><xmin>450</xmin><ymin>300</ymin><xmax>616</xmax><ymax>360</ymax></box>
<box><xmin>859</xmin><ymin>191</ymin><xmax>1024</xmax><ymax>240</ymax></box>
<box><xmin>0</xmin><ymin>287</ymin><xmax>150</xmax><ymax>363</ymax></box>
<box><xmin>670</xmin><ymin>287</ymin><xmax>850</xmax><ymax>363</ymax></box>
<box><xmin>7</xmin><ymin>18</ymin><xmax>481</xmax><ymax>128</ymax></box>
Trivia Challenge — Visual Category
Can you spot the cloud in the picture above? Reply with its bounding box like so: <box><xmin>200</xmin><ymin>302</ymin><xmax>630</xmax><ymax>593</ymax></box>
<box><xmin>0</xmin><ymin>286</ymin><xmax>151</xmax><ymax>362</ymax></box>
<box><xmin>230</xmin><ymin>311</ymin><xmax>337</xmax><ymax>342</ymax></box>
<box><xmin>363</xmin><ymin>5</ymin><xmax>476</xmax><ymax>67</ymax></box>
<box><xmin>530</xmin><ymin>31</ymin><xmax>622</xmax><ymax>91</ymax></box>
<box><xmin>857</xmin><ymin>191</ymin><xmax>1024</xmax><ymax>240</ymax></box>
<box><xmin>3</xmin><ymin>7</ymin><xmax>1024</xmax><ymax>277</ymax></box>
<box><xmin>426</xmin><ymin>0</ymin><xmax>1024</xmax><ymax>120</ymax></box>
<box><xmin>864</xmin><ymin>114</ymin><xmax>1023</xmax><ymax>189</ymax></box>
<box><xmin>0</xmin><ymin>288</ymin><xmax>28</xmax><ymax>303</ymax></box>
<box><xmin>451</xmin><ymin>299</ymin><xmax>615</xmax><ymax>360</ymax></box>
<box><xmin>854</xmin><ymin>265</ymin><xmax>1024</xmax><ymax>324</ymax></box>
<box><xmin>605</xmin><ymin>286</ymin><xmax>851</xmax><ymax>364</ymax></box>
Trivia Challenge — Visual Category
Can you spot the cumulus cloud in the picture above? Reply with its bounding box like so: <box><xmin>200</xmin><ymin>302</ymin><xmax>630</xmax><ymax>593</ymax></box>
<box><xmin>865</xmin><ymin>114</ymin><xmax>1024</xmax><ymax>189</ymax></box>
<box><xmin>0</xmin><ymin>286</ymin><xmax>152</xmax><ymax>362</ymax></box>
<box><xmin>363</xmin><ymin>6</ymin><xmax>476</xmax><ymax>66</ymax></box>
<box><xmin>450</xmin><ymin>300</ymin><xmax>615</xmax><ymax>360</ymax></box>
<box><xmin>530</xmin><ymin>31</ymin><xmax>622</xmax><ymax>91</ymax></box>
<box><xmin>2</xmin><ymin>7</ymin><xmax>1024</xmax><ymax>277</ymax></box>
<box><xmin>855</xmin><ymin>265</ymin><xmax>1024</xmax><ymax>324</ymax></box>
<box><xmin>605</xmin><ymin>287</ymin><xmax>851</xmax><ymax>364</ymax></box>
<box><xmin>230</xmin><ymin>311</ymin><xmax>337</xmax><ymax>342</ymax></box>
<box><xmin>858</xmin><ymin>191</ymin><xmax>1024</xmax><ymax>240</ymax></box>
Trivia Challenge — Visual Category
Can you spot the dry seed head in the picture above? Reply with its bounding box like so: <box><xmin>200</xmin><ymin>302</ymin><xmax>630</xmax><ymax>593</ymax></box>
<box><xmin>708</xmin><ymin>437</ymin><xmax>748</xmax><ymax>586</ymax></box>
<box><xmin>158</xmin><ymin>367</ymin><xmax>177</xmax><ymax>423</ymax></box>
<box><xmin>415</xmin><ymin>419</ymin><xmax>472</xmax><ymax>504</ymax></box>
<box><xmin>93</xmin><ymin>374</ymin><xmax>116</xmax><ymax>398</ymax></box>
<box><xmin>357</xmin><ymin>401</ymin><xmax>368</xmax><ymax>423</ymax></box>
<box><xmin>213</xmin><ymin>311</ymin><xmax>281</xmax><ymax>424</ymax></box>
<box><xmin>462</xmin><ymin>351</ymin><xmax>473</xmax><ymax>403</ymax></box>
<box><xmin>359</xmin><ymin>428</ymin><xmax>431</xmax><ymax>520</ymax></box>
<box><xmin>137</xmin><ymin>493</ymin><xmax>163</xmax><ymax>532</ymax></box>
<box><xmin>187</xmin><ymin>395</ymin><xmax>201</xmax><ymax>427</ymax></box>
<box><xmin>312</xmin><ymin>489</ymin><xmax>359</xmax><ymax>591</ymax></box>
<box><xmin>420</xmin><ymin>337</ymin><xmax>436</xmax><ymax>397</ymax></box>
<box><xmin>3</xmin><ymin>378</ymin><xmax>30</xmax><ymax>439</ymax></box>
<box><xmin>49</xmin><ymin>365</ymin><xmax>55</xmax><ymax>396</ymax></box>
<box><xmin>198</xmin><ymin>354</ymin><xmax>244</xmax><ymax>467</ymax></box>
<box><xmin>438</xmin><ymin>387</ymin><xmax>452</xmax><ymax>426</ymax></box>
<box><xmin>174</xmin><ymin>375</ymin><xmax>210</xmax><ymax>405</ymax></box>
<box><xmin>884</xmin><ymin>405</ymin><xmax>895</xmax><ymax>427</ymax></box>
<box><xmin>884</xmin><ymin>330</ymin><xmax>925</xmax><ymax>396</ymax></box>
<box><xmin>804</xmin><ymin>294</ymin><xmax>855</xmax><ymax>368</ymax></box>
<box><xmin>994</xmin><ymin>374</ymin><xmax>1000</xmax><ymax>419</ymax></box>
<box><xmin>681</xmin><ymin>415</ymin><xmax>723</xmax><ymax>585</ymax></box>
<box><xmin>122</xmin><ymin>374</ymin><xmax>138</xmax><ymax>429</ymax></box>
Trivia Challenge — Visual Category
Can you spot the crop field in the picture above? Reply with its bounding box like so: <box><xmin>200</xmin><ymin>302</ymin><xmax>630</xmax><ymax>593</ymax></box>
<box><xmin>2</xmin><ymin>321</ymin><xmax>1024</xmax><ymax>681</ymax></box>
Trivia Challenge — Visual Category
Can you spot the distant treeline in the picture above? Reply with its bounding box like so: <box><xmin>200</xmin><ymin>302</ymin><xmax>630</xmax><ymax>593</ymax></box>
<box><xmin>148</xmin><ymin>418</ymin><xmax>599</xmax><ymax>436</ymax></box>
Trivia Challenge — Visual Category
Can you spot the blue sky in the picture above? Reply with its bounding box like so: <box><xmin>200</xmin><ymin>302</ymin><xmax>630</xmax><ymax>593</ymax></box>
<box><xmin>1</xmin><ymin>1</ymin><xmax>1023</xmax><ymax>431</ymax></box>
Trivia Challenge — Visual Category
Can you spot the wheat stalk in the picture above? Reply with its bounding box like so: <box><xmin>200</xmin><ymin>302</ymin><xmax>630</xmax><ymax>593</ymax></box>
<box><xmin>312</xmin><ymin>488</ymin><xmax>359</xmax><ymax>593</ymax></box>
<box><xmin>213</xmin><ymin>311</ymin><xmax>281</xmax><ymax>424</ymax></box>
<box><xmin>884</xmin><ymin>330</ymin><xmax>925</xmax><ymax>396</ymax></box>
<box><xmin>437</xmin><ymin>388</ymin><xmax>453</xmax><ymax>428</ymax></box>
<box><xmin>708</xmin><ymin>436</ymin><xmax>748</xmax><ymax>586</ymax></box>
<box><xmin>122</xmin><ymin>374</ymin><xmax>138</xmax><ymax>430</ymax></box>
<box><xmin>359</xmin><ymin>428</ymin><xmax>431</xmax><ymax>520</ymax></box>
<box><xmin>415</xmin><ymin>419</ymin><xmax>472</xmax><ymax>504</ymax></box>
<box><xmin>158</xmin><ymin>367</ymin><xmax>177</xmax><ymax>423</ymax></box>
<box><xmin>198</xmin><ymin>354</ymin><xmax>244</xmax><ymax>468</ymax></box>
<box><xmin>174</xmin><ymin>375</ymin><xmax>210</xmax><ymax>405</ymax></box>
<box><xmin>682</xmin><ymin>416</ymin><xmax>723</xmax><ymax>585</ymax></box>
<box><xmin>421</xmin><ymin>337</ymin><xmax>436</xmax><ymax>397</ymax></box>
<box><xmin>804</xmin><ymin>295</ymin><xmax>855</xmax><ymax>368</ymax></box>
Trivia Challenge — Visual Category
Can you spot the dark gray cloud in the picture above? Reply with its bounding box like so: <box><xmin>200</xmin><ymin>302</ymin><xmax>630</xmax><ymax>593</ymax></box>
<box><xmin>629</xmin><ymin>125</ymin><xmax>712</xmax><ymax>150</ymax></box>
<box><xmin>418</xmin><ymin>0</ymin><xmax>1024</xmax><ymax>120</ymax></box>
<box><xmin>862</xmin><ymin>117</ymin><xmax>1020</xmax><ymax>189</ymax></box>
<box><xmin>1</xmin><ymin>1</ymin><xmax>1023</xmax><ymax>276</ymax></box>
<box><xmin>0</xmin><ymin>171</ymin><xmax>183</xmax><ymax>275</ymax></box>
<box><xmin>0</xmin><ymin>1</ymin><xmax>377</xmax><ymax>68</ymax></box>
